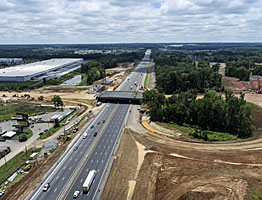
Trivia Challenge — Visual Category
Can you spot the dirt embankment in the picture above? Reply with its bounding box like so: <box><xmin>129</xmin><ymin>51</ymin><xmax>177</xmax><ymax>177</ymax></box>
<box><xmin>103</xmin><ymin>128</ymin><xmax>262</xmax><ymax>200</ymax></box>
<box><xmin>102</xmin><ymin>129</ymin><xmax>138</xmax><ymax>200</ymax></box>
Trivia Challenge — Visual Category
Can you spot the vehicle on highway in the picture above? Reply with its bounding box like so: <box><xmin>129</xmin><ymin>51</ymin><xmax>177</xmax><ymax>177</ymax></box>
<box><xmin>93</xmin><ymin>132</ymin><xmax>97</xmax><ymax>137</ymax></box>
<box><xmin>74</xmin><ymin>146</ymin><xmax>78</xmax><ymax>151</ymax></box>
<box><xmin>103</xmin><ymin>120</ymin><xmax>105</xmax><ymax>123</ymax></box>
<box><xmin>73</xmin><ymin>190</ymin><xmax>80</xmax><ymax>198</ymax></box>
<box><xmin>31</xmin><ymin>125</ymin><xmax>34</xmax><ymax>128</ymax></box>
<box><xmin>83</xmin><ymin>132</ymin><xmax>88</xmax><ymax>139</ymax></box>
<box><xmin>42</xmin><ymin>183</ymin><xmax>50</xmax><ymax>192</ymax></box>
<box><xmin>91</xmin><ymin>125</ymin><xmax>94</xmax><ymax>129</ymax></box>
<box><xmin>82</xmin><ymin>170</ymin><xmax>96</xmax><ymax>193</ymax></box>
<box><xmin>97</xmin><ymin>121</ymin><xmax>100</xmax><ymax>125</ymax></box>
<box><xmin>130</xmin><ymin>86</ymin><xmax>133</xmax><ymax>90</ymax></box>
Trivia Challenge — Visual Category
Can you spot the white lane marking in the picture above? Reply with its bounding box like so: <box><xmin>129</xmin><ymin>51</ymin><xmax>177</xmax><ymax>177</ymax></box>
<box><xmin>80</xmin><ymin>178</ymin><xmax>83</xmax><ymax>183</ymax></box>
<box><xmin>70</xmin><ymin>157</ymin><xmax>72</xmax><ymax>160</ymax></box>
<box><xmin>54</xmin><ymin>188</ymin><xmax>57</xmax><ymax>193</ymax></box>
<box><xmin>63</xmin><ymin>166</ymin><xmax>66</xmax><ymax>170</ymax></box>
<box><xmin>62</xmin><ymin>177</ymin><xmax>65</xmax><ymax>181</ymax></box>
<box><xmin>80</xmin><ymin>151</ymin><xmax>82</xmax><ymax>154</ymax></box>
<box><xmin>56</xmin><ymin>176</ymin><xmax>59</xmax><ymax>180</ymax></box>
<box><xmin>75</xmin><ymin>158</ymin><xmax>77</xmax><ymax>162</ymax></box>
<box><xmin>69</xmin><ymin>166</ymin><xmax>72</xmax><ymax>170</ymax></box>
<box><xmin>86</xmin><ymin>168</ymin><xmax>89</xmax><ymax>172</ymax></box>
<box><xmin>91</xmin><ymin>160</ymin><xmax>93</xmax><ymax>163</ymax></box>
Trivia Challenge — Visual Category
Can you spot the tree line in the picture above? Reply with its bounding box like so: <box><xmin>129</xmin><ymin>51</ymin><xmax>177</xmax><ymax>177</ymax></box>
<box><xmin>153</xmin><ymin>51</ymin><xmax>223</xmax><ymax>94</ymax></box>
<box><xmin>80</xmin><ymin>51</ymin><xmax>144</xmax><ymax>85</ymax></box>
<box><xmin>142</xmin><ymin>89</ymin><xmax>254</xmax><ymax>138</ymax></box>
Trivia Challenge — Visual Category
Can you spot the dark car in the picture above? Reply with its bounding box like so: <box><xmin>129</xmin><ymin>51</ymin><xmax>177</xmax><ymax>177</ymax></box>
<box><xmin>91</xmin><ymin>125</ymin><xmax>94</xmax><ymax>129</ymax></box>
<box><xmin>74</xmin><ymin>146</ymin><xmax>78</xmax><ymax>151</ymax></box>
<box><xmin>39</xmin><ymin>132</ymin><xmax>44</xmax><ymax>135</ymax></box>
<box><xmin>0</xmin><ymin>138</ymin><xmax>6</xmax><ymax>142</ymax></box>
<box><xmin>93</xmin><ymin>132</ymin><xmax>97</xmax><ymax>137</ymax></box>
<box><xmin>102</xmin><ymin>120</ymin><xmax>105</xmax><ymax>123</ymax></box>
<box><xmin>97</xmin><ymin>121</ymin><xmax>100</xmax><ymax>125</ymax></box>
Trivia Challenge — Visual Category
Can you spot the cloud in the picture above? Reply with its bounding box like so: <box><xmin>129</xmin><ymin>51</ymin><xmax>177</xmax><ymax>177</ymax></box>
<box><xmin>0</xmin><ymin>0</ymin><xmax>261</xmax><ymax>44</ymax></box>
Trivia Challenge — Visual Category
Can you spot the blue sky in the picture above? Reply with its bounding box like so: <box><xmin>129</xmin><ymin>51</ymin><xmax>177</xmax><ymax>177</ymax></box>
<box><xmin>0</xmin><ymin>0</ymin><xmax>261</xmax><ymax>44</ymax></box>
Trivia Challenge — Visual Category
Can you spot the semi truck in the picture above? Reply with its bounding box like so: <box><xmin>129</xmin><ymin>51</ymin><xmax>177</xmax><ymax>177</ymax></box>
<box><xmin>82</xmin><ymin>170</ymin><xmax>96</xmax><ymax>193</ymax></box>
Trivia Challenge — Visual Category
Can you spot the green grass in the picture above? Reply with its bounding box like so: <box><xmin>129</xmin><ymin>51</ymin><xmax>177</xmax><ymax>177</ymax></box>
<box><xmin>0</xmin><ymin>81</ymin><xmax>35</xmax><ymax>91</ymax></box>
<box><xmin>0</xmin><ymin>102</ymin><xmax>55</xmax><ymax>121</ymax></box>
<box><xmin>144</xmin><ymin>69</ymin><xmax>149</xmax><ymax>86</ymax></box>
<box><xmin>249</xmin><ymin>185</ymin><xmax>262</xmax><ymax>200</ymax></box>
<box><xmin>158</xmin><ymin>122</ymin><xmax>237</xmax><ymax>141</ymax></box>
<box><xmin>77</xmin><ymin>73</ymin><xmax>88</xmax><ymax>86</ymax></box>
<box><xmin>158</xmin><ymin>122</ymin><xmax>194</xmax><ymax>134</ymax></box>
<box><xmin>12</xmin><ymin>127</ymin><xmax>33</xmax><ymax>140</ymax></box>
<box><xmin>39</xmin><ymin>123</ymin><xmax>62</xmax><ymax>139</ymax></box>
<box><xmin>0</xmin><ymin>148</ymin><xmax>34</xmax><ymax>184</ymax></box>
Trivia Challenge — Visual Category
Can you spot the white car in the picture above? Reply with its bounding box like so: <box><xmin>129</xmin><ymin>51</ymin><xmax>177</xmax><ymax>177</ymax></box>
<box><xmin>73</xmin><ymin>191</ymin><xmax>80</xmax><ymax>198</ymax></box>
<box><xmin>43</xmin><ymin>183</ymin><xmax>50</xmax><ymax>192</ymax></box>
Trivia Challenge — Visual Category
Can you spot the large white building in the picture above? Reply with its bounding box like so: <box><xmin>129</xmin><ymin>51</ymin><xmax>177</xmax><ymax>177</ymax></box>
<box><xmin>0</xmin><ymin>58</ymin><xmax>83</xmax><ymax>82</ymax></box>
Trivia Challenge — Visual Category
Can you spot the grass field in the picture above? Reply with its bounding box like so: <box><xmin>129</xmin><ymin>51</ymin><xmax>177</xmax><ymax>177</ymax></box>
<box><xmin>0</xmin><ymin>103</ymin><xmax>55</xmax><ymax>121</ymax></box>
<box><xmin>0</xmin><ymin>81</ymin><xmax>34</xmax><ymax>91</ymax></box>
<box><xmin>0</xmin><ymin>148</ymin><xmax>34</xmax><ymax>184</ymax></box>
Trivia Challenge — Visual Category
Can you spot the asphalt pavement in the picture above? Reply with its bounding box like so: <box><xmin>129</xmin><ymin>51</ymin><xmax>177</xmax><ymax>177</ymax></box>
<box><xmin>27</xmin><ymin>50</ymin><xmax>151</xmax><ymax>200</ymax></box>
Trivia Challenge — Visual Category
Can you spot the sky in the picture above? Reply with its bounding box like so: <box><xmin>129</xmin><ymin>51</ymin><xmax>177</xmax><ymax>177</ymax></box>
<box><xmin>0</xmin><ymin>0</ymin><xmax>261</xmax><ymax>44</ymax></box>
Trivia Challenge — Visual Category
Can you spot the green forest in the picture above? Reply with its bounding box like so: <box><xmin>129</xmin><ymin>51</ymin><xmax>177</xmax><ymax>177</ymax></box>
<box><xmin>153</xmin><ymin>51</ymin><xmax>223</xmax><ymax>94</ymax></box>
<box><xmin>142</xmin><ymin>89</ymin><xmax>254</xmax><ymax>140</ymax></box>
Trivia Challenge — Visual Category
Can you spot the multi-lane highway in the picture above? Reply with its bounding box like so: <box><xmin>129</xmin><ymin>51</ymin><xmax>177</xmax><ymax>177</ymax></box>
<box><xmin>27</xmin><ymin>49</ymin><xmax>151</xmax><ymax>200</ymax></box>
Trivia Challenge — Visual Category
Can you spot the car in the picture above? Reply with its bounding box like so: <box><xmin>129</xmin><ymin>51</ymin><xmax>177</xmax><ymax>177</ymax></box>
<box><xmin>102</xmin><ymin>120</ymin><xmax>105</xmax><ymax>123</ymax></box>
<box><xmin>31</xmin><ymin>125</ymin><xmax>34</xmax><ymax>128</ymax></box>
<box><xmin>44</xmin><ymin>129</ymin><xmax>48</xmax><ymax>132</ymax></box>
<box><xmin>93</xmin><ymin>132</ymin><xmax>97</xmax><ymax>137</ymax></box>
<box><xmin>91</xmin><ymin>125</ymin><xmax>94</xmax><ymax>129</ymax></box>
<box><xmin>43</xmin><ymin>183</ymin><xmax>50</xmax><ymax>192</ymax></box>
<box><xmin>74</xmin><ymin>147</ymin><xmax>78</xmax><ymax>151</ymax></box>
<box><xmin>97</xmin><ymin>121</ymin><xmax>100</xmax><ymax>125</ymax></box>
<box><xmin>0</xmin><ymin>137</ymin><xmax>6</xmax><ymax>142</ymax></box>
<box><xmin>73</xmin><ymin>190</ymin><xmax>80</xmax><ymax>198</ymax></box>
<box><xmin>39</xmin><ymin>132</ymin><xmax>44</xmax><ymax>135</ymax></box>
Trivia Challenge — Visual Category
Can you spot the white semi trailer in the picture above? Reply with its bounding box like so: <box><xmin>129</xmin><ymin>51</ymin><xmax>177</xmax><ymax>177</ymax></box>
<box><xmin>82</xmin><ymin>170</ymin><xmax>96</xmax><ymax>193</ymax></box>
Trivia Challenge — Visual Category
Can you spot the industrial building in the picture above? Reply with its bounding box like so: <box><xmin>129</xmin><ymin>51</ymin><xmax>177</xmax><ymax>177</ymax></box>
<box><xmin>0</xmin><ymin>58</ymin><xmax>83</xmax><ymax>82</ymax></box>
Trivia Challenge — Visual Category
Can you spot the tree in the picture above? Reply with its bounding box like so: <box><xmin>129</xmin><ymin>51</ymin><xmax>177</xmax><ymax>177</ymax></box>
<box><xmin>54</xmin><ymin>118</ymin><xmax>60</xmax><ymax>128</ymax></box>
<box><xmin>51</xmin><ymin>95</ymin><xmax>64</xmax><ymax>109</ymax></box>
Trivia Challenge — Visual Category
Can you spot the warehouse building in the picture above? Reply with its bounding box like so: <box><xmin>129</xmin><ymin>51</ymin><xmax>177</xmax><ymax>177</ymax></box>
<box><xmin>0</xmin><ymin>58</ymin><xmax>83</xmax><ymax>82</ymax></box>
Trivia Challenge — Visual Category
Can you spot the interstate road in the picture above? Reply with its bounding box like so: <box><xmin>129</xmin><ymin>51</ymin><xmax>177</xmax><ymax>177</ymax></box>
<box><xmin>27</xmin><ymin>50</ymin><xmax>151</xmax><ymax>200</ymax></box>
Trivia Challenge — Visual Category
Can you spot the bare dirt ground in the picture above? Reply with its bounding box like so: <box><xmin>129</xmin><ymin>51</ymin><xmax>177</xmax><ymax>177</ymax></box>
<box><xmin>102</xmin><ymin>128</ymin><xmax>262</xmax><ymax>200</ymax></box>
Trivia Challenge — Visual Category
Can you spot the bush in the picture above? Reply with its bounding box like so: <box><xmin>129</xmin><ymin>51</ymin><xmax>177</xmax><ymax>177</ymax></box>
<box><xmin>18</xmin><ymin>134</ymin><xmax>27</xmax><ymax>142</ymax></box>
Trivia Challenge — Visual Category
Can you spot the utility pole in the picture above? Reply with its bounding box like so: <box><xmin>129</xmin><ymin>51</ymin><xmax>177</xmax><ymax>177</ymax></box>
<box><xmin>25</xmin><ymin>145</ymin><xmax>28</xmax><ymax>156</ymax></box>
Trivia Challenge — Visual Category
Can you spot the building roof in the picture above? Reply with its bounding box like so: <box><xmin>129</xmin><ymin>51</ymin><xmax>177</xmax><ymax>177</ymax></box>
<box><xmin>0</xmin><ymin>58</ymin><xmax>82</xmax><ymax>77</ymax></box>
<box><xmin>2</xmin><ymin>131</ymin><xmax>16</xmax><ymax>138</ymax></box>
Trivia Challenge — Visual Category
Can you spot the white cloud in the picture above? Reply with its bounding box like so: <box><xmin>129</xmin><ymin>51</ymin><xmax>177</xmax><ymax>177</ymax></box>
<box><xmin>0</xmin><ymin>0</ymin><xmax>261</xmax><ymax>43</ymax></box>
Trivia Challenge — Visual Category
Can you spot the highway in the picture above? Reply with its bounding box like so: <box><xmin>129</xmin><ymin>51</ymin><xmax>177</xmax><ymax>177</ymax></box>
<box><xmin>27</xmin><ymin>49</ymin><xmax>151</xmax><ymax>200</ymax></box>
